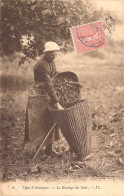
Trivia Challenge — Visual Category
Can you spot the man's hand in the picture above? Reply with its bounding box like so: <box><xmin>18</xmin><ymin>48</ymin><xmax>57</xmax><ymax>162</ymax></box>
<box><xmin>56</xmin><ymin>102</ymin><xmax>64</xmax><ymax>110</ymax></box>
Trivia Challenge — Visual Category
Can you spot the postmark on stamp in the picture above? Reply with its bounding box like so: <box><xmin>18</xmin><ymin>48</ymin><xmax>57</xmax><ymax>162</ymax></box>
<box><xmin>70</xmin><ymin>21</ymin><xmax>108</xmax><ymax>54</ymax></box>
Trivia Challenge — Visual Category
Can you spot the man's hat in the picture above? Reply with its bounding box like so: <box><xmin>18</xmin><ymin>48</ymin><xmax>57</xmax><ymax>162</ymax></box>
<box><xmin>43</xmin><ymin>41</ymin><xmax>60</xmax><ymax>52</ymax></box>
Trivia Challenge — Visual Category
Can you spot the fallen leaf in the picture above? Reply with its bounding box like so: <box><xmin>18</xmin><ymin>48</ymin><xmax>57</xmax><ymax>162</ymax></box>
<box><xmin>110</xmin><ymin>133</ymin><xmax>116</xmax><ymax>137</ymax></box>
<box><xmin>83</xmin><ymin>153</ymin><xmax>94</xmax><ymax>161</ymax></box>
<box><xmin>69</xmin><ymin>166</ymin><xmax>78</xmax><ymax>172</ymax></box>
<box><xmin>22</xmin><ymin>170</ymin><xmax>28</xmax><ymax>176</ymax></box>
<box><xmin>73</xmin><ymin>164</ymin><xmax>80</xmax><ymax>169</ymax></box>
<box><xmin>31</xmin><ymin>166</ymin><xmax>39</xmax><ymax>173</ymax></box>
<box><xmin>107</xmin><ymin>151</ymin><xmax>116</xmax><ymax>157</ymax></box>
<box><xmin>109</xmin><ymin>141</ymin><xmax>114</xmax><ymax>147</ymax></box>
<box><xmin>118</xmin><ymin>157</ymin><xmax>123</xmax><ymax>165</ymax></box>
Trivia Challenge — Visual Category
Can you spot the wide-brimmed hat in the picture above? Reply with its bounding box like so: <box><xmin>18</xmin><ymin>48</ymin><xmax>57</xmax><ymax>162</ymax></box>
<box><xmin>43</xmin><ymin>41</ymin><xmax>60</xmax><ymax>52</ymax></box>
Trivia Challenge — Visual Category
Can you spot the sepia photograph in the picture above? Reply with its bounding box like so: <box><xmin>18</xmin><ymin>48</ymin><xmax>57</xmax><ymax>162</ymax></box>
<box><xmin>0</xmin><ymin>0</ymin><xmax>124</xmax><ymax>195</ymax></box>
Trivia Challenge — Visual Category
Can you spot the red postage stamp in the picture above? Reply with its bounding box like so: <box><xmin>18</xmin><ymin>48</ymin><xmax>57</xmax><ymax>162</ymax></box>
<box><xmin>70</xmin><ymin>21</ymin><xmax>108</xmax><ymax>54</ymax></box>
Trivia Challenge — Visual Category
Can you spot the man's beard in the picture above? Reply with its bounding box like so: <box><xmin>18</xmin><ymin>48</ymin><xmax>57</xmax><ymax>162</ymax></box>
<box><xmin>49</xmin><ymin>57</ymin><xmax>55</xmax><ymax>62</ymax></box>
<box><xmin>45</xmin><ymin>55</ymin><xmax>55</xmax><ymax>62</ymax></box>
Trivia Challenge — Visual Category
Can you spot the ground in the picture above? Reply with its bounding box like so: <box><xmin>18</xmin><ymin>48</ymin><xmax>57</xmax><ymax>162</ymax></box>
<box><xmin>0</xmin><ymin>44</ymin><xmax>124</xmax><ymax>182</ymax></box>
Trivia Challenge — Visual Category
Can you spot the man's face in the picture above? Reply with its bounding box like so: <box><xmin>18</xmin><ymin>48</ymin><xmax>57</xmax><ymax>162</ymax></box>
<box><xmin>44</xmin><ymin>51</ymin><xmax>56</xmax><ymax>62</ymax></box>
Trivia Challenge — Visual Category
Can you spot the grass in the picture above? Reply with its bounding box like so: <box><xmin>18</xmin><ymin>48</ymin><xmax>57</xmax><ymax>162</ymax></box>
<box><xmin>0</xmin><ymin>42</ymin><xmax>124</xmax><ymax>181</ymax></box>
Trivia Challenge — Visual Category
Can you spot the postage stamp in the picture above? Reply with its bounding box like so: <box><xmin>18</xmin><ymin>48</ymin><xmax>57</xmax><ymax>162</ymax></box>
<box><xmin>70</xmin><ymin>21</ymin><xmax>108</xmax><ymax>54</ymax></box>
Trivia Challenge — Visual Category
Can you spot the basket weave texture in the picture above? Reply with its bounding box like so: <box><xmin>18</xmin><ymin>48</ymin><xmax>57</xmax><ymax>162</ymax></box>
<box><xmin>54</xmin><ymin>82</ymin><xmax>82</xmax><ymax>108</ymax></box>
<box><xmin>53</xmin><ymin>71</ymin><xmax>78</xmax><ymax>83</ymax></box>
<box><xmin>49</xmin><ymin>100</ymin><xmax>92</xmax><ymax>160</ymax></box>
<box><xmin>53</xmin><ymin>71</ymin><xmax>82</xmax><ymax>108</ymax></box>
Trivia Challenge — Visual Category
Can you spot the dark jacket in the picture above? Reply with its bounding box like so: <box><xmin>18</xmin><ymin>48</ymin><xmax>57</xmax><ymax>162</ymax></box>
<box><xmin>33</xmin><ymin>56</ymin><xmax>59</xmax><ymax>104</ymax></box>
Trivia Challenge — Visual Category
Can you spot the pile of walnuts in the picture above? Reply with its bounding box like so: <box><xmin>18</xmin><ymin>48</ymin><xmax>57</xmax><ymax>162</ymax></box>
<box><xmin>54</xmin><ymin>81</ymin><xmax>82</xmax><ymax>108</ymax></box>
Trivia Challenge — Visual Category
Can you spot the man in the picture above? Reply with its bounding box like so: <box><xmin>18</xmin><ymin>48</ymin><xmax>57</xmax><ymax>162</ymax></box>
<box><xmin>24</xmin><ymin>41</ymin><xmax>63</xmax><ymax>156</ymax></box>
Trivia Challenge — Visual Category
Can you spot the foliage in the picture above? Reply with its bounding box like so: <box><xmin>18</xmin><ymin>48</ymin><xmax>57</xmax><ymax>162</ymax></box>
<box><xmin>1</xmin><ymin>0</ymin><xmax>115</xmax><ymax>64</ymax></box>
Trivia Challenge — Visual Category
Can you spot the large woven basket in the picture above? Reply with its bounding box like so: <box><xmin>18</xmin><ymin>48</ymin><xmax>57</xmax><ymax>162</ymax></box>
<box><xmin>53</xmin><ymin>71</ymin><xmax>79</xmax><ymax>83</ymax></box>
<box><xmin>49</xmin><ymin>100</ymin><xmax>92</xmax><ymax>160</ymax></box>
<box><xmin>53</xmin><ymin>71</ymin><xmax>82</xmax><ymax>108</ymax></box>
<box><xmin>54</xmin><ymin>81</ymin><xmax>82</xmax><ymax>108</ymax></box>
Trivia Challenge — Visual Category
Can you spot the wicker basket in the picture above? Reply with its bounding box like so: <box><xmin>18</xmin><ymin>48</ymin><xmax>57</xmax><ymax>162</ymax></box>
<box><xmin>53</xmin><ymin>71</ymin><xmax>79</xmax><ymax>83</ymax></box>
<box><xmin>54</xmin><ymin>81</ymin><xmax>82</xmax><ymax>108</ymax></box>
<box><xmin>53</xmin><ymin>71</ymin><xmax>82</xmax><ymax>108</ymax></box>
<box><xmin>49</xmin><ymin>100</ymin><xmax>92</xmax><ymax>160</ymax></box>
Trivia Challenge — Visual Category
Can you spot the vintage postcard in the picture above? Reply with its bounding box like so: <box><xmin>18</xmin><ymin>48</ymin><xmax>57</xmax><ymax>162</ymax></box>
<box><xmin>0</xmin><ymin>0</ymin><xmax>124</xmax><ymax>196</ymax></box>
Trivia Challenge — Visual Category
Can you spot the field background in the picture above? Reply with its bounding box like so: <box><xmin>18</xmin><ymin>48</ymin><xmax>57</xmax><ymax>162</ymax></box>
<box><xmin>0</xmin><ymin>0</ymin><xmax>124</xmax><ymax>182</ymax></box>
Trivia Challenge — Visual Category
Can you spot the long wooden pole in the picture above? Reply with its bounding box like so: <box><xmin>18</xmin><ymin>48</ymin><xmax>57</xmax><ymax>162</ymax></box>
<box><xmin>32</xmin><ymin>123</ymin><xmax>56</xmax><ymax>162</ymax></box>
